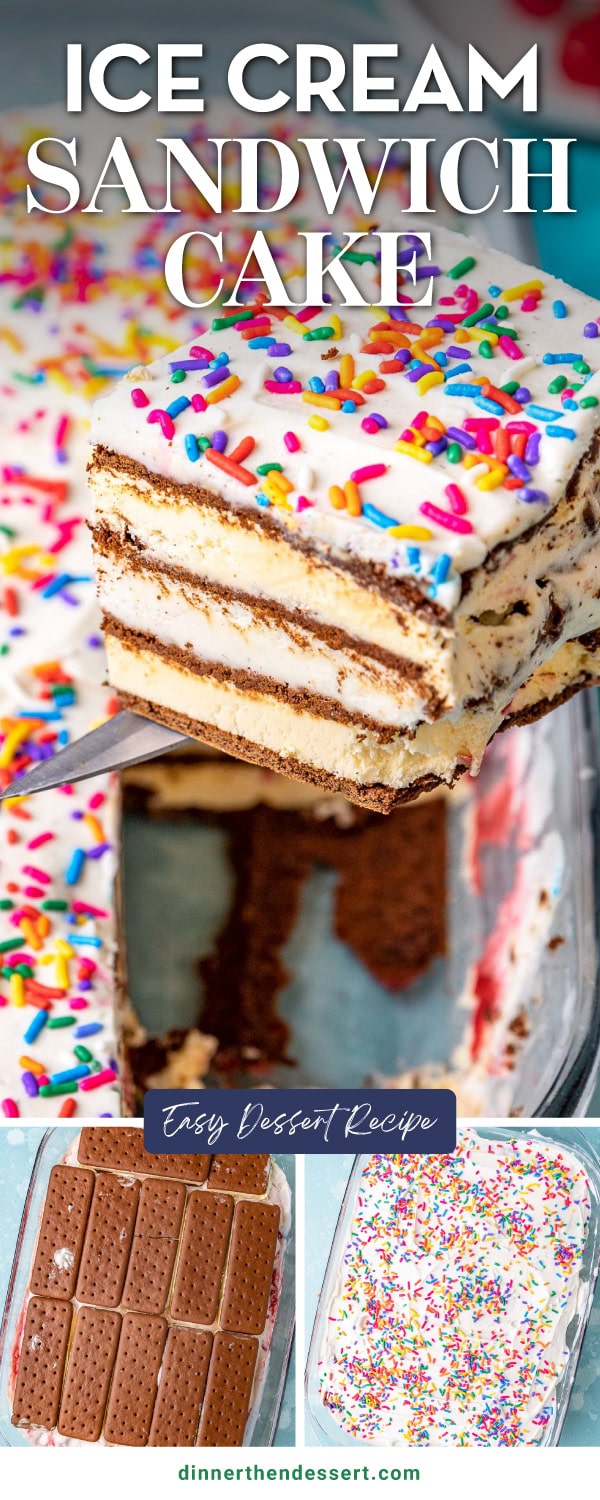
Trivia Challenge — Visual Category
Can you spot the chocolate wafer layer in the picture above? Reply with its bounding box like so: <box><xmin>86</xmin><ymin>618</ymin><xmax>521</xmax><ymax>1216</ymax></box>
<box><xmin>78</xmin><ymin>1127</ymin><xmax>210</xmax><ymax>1183</ymax></box>
<box><xmin>171</xmin><ymin>1191</ymin><xmax>233</xmax><ymax>1326</ymax></box>
<box><xmin>121</xmin><ymin>1238</ymin><xmax>178</xmax><ymax>1317</ymax></box>
<box><xmin>208</xmin><ymin>1155</ymin><xmax>270</xmax><ymax>1196</ymax></box>
<box><xmin>220</xmin><ymin>1200</ymin><xmax>280</xmax><ymax>1335</ymax></box>
<box><xmin>103</xmin><ymin>1312</ymin><xmax>167</xmax><ymax>1447</ymax></box>
<box><xmin>14</xmin><ymin>1138</ymin><xmax>286</xmax><ymax>1446</ymax></box>
<box><xmin>57</xmin><ymin>1305</ymin><xmax>122</xmax><ymax>1442</ymax></box>
<box><xmin>148</xmin><ymin>1327</ymin><xmax>213</xmax><ymax>1446</ymax></box>
<box><xmin>30</xmin><ymin>1165</ymin><xmax>94</xmax><ymax>1300</ymax></box>
<box><xmin>122</xmin><ymin>1177</ymin><xmax>186</xmax><ymax>1315</ymax></box>
<box><xmin>76</xmin><ymin>1171</ymin><xmax>140</xmax><ymax>1308</ymax></box>
<box><xmin>12</xmin><ymin>1296</ymin><xmax>72</xmax><ymax>1431</ymax></box>
<box><xmin>133</xmin><ymin>1175</ymin><xmax>187</xmax><ymax>1238</ymax></box>
<box><xmin>197</xmin><ymin>1332</ymin><xmax>258</xmax><ymax>1447</ymax></box>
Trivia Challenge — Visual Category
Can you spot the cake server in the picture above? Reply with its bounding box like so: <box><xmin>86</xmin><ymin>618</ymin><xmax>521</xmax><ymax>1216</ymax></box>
<box><xmin>0</xmin><ymin>710</ymin><xmax>189</xmax><ymax>800</ymax></box>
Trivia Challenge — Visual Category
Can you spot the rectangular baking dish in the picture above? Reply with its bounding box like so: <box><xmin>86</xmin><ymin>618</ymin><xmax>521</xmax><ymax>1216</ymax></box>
<box><xmin>123</xmin><ymin>692</ymin><xmax>600</xmax><ymax>1119</ymax></box>
<box><xmin>0</xmin><ymin>1128</ymin><xmax>295</xmax><ymax>1448</ymax></box>
<box><xmin>305</xmin><ymin>1128</ymin><xmax>600</xmax><ymax>1447</ymax></box>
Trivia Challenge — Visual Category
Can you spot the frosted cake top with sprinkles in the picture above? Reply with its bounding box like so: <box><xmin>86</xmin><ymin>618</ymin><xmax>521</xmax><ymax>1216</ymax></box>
<box><xmin>318</xmin><ymin>1132</ymin><xmax>592</xmax><ymax>1446</ymax></box>
<box><xmin>93</xmin><ymin>226</ymin><xmax>600</xmax><ymax>612</ymax></box>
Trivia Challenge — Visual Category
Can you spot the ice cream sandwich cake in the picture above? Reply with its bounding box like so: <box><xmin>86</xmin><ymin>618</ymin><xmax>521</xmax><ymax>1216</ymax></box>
<box><xmin>318</xmin><ymin>1133</ymin><xmax>592</xmax><ymax>1445</ymax></box>
<box><xmin>90</xmin><ymin>228</ymin><xmax>600</xmax><ymax>810</ymax></box>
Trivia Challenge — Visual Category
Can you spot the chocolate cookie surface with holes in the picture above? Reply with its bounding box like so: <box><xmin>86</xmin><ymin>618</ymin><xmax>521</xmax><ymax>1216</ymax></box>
<box><xmin>78</xmin><ymin>1127</ymin><xmax>211</xmax><ymax>1183</ymax></box>
<box><xmin>220</xmin><ymin>1200</ymin><xmax>280</xmax><ymax>1335</ymax></box>
<box><xmin>103</xmin><ymin>1312</ymin><xmax>168</xmax><ymax>1447</ymax></box>
<box><xmin>30</xmin><ymin>1165</ymin><xmax>94</xmax><ymax>1300</ymax></box>
<box><xmin>58</xmin><ymin>1306</ymin><xmax>122</xmax><ymax>1441</ymax></box>
<box><xmin>11</xmin><ymin>1132</ymin><xmax>287</xmax><ymax>1446</ymax></box>
<box><xmin>12</xmin><ymin>1298</ymin><xmax>72</xmax><ymax>1430</ymax></box>
<box><xmin>197</xmin><ymin>1332</ymin><xmax>259</xmax><ymax>1447</ymax></box>
<box><xmin>76</xmin><ymin>1171</ymin><xmax>141</xmax><ymax>1308</ymax></box>
<box><xmin>122</xmin><ymin>1177</ymin><xmax>186</xmax><ymax>1315</ymax></box>
<box><xmin>170</xmin><ymin>1191</ymin><xmax>233</xmax><ymax>1325</ymax></box>
<box><xmin>208</xmin><ymin>1154</ymin><xmax>270</xmax><ymax>1196</ymax></box>
<box><xmin>148</xmin><ymin>1327</ymin><xmax>213</xmax><ymax>1446</ymax></box>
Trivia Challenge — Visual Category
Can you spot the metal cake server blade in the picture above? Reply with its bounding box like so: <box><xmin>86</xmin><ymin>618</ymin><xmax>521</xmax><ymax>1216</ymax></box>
<box><xmin>0</xmin><ymin>710</ymin><xmax>190</xmax><ymax>800</ymax></box>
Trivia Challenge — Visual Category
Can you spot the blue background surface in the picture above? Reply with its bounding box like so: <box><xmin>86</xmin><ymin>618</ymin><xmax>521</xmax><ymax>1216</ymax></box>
<box><xmin>305</xmin><ymin>1137</ymin><xmax>600</xmax><ymax>1448</ymax></box>
<box><xmin>0</xmin><ymin>1129</ymin><xmax>295</xmax><ymax>1448</ymax></box>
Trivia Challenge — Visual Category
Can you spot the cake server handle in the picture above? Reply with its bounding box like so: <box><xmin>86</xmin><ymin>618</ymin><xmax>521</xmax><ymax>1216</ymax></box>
<box><xmin>0</xmin><ymin>710</ymin><xmax>190</xmax><ymax>800</ymax></box>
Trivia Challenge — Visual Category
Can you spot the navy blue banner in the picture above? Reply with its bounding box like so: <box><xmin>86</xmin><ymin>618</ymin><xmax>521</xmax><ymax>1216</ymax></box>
<box><xmin>144</xmin><ymin>1089</ymin><xmax>456</xmax><ymax>1155</ymax></box>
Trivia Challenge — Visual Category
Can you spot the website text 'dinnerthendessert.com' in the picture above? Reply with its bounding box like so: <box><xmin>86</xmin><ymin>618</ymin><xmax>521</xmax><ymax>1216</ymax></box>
<box><xmin>3</xmin><ymin>0</ymin><xmax>600</xmax><ymax>1494</ymax></box>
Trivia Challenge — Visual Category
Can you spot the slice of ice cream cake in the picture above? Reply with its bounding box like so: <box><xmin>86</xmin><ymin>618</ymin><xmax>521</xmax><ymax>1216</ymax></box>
<box><xmin>90</xmin><ymin>228</ymin><xmax>600</xmax><ymax>811</ymax></box>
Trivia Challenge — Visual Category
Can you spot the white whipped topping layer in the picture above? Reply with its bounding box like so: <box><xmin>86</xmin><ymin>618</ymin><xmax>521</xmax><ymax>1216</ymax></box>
<box><xmin>319</xmin><ymin>1132</ymin><xmax>591</xmax><ymax>1446</ymax></box>
<box><xmin>97</xmin><ymin>556</ymin><xmax>433</xmax><ymax>730</ymax></box>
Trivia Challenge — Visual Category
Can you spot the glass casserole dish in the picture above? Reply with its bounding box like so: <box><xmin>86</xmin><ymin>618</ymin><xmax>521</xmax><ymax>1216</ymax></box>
<box><xmin>305</xmin><ymin>1128</ymin><xmax>600</xmax><ymax>1447</ymax></box>
<box><xmin>0</xmin><ymin>1128</ymin><xmax>295</xmax><ymax>1448</ymax></box>
<box><xmin>123</xmin><ymin>691</ymin><xmax>600</xmax><ymax>1118</ymax></box>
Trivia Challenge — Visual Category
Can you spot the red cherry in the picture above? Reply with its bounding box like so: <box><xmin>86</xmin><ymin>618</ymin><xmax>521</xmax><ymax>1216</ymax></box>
<box><xmin>511</xmin><ymin>0</ymin><xmax>565</xmax><ymax>15</ymax></box>
<box><xmin>561</xmin><ymin>12</ymin><xmax>600</xmax><ymax>87</ymax></box>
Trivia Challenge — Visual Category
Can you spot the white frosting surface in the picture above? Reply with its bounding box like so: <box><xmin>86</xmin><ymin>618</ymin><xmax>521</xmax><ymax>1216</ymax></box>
<box><xmin>319</xmin><ymin>1132</ymin><xmax>592</xmax><ymax>1446</ymax></box>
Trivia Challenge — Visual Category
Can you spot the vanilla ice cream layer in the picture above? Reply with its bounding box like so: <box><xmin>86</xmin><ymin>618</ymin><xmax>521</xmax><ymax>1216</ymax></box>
<box><xmin>104</xmin><ymin>631</ymin><xmax>590</xmax><ymax>801</ymax></box>
<box><xmin>104</xmin><ymin>633</ymin><xmax>487</xmax><ymax>794</ymax></box>
<box><xmin>92</xmin><ymin>450</ymin><xmax>600</xmax><ymax>744</ymax></box>
<box><xmin>91</xmin><ymin>450</ymin><xmax>600</xmax><ymax>730</ymax></box>
<box><xmin>89</xmin><ymin>463</ymin><xmax>453</xmax><ymax>694</ymax></box>
<box><xmin>454</xmin><ymin>450</ymin><xmax>600</xmax><ymax>704</ymax></box>
<box><xmin>508</xmin><ymin>636</ymin><xmax>600</xmax><ymax>717</ymax></box>
<box><xmin>96</xmin><ymin>554</ymin><xmax>435</xmax><ymax>732</ymax></box>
